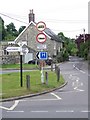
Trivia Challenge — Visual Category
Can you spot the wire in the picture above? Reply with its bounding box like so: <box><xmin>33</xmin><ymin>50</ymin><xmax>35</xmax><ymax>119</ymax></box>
<box><xmin>0</xmin><ymin>12</ymin><xmax>28</xmax><ymax>24</ymax></box>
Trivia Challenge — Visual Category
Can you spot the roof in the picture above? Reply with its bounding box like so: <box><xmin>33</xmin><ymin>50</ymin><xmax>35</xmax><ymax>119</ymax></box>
<box><xmin>44</xmin><ymin>28</ymin><xmax>63</xmax><ymax>42</ymax></box>
<box><xmin>14</xmin><ymin>21</ymin><xmax>63</xmax><ymax>43</ymax></box>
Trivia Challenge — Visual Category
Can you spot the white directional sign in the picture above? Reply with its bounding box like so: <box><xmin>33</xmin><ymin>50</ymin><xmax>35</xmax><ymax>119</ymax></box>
<box><xmin>6</xmin><ymin>46</ymin><xmax>29</xmax><ymax>54</ymax></box>
<box><xmin>37</xmin><ymin>44</ymin><xmax>47</xmax><ymax>49</ymax></box>
<box><xmin>36</xmin><ymin>33</ymin><xmax>46</xmax><ymax>43</ymax></box>
<box><xmin>6</xmin><ymin>47</ymin><xmax>20</xmax><ymax>52</ymax></box>
<box><xmin>36</xmin><ymin>52</ymin><xmax>48</xmax><ymax>60</ymax></box>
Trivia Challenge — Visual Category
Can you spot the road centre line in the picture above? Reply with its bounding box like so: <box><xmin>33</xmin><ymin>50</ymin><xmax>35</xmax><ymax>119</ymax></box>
<box><xmin>56</xmin><ymin>110</ymin><xmax>74</xmax><ymax>112</ymax></box>
<box><xmin>31</xmin><ymin>111</ymin><xmax>48</xmax><ymax>113</ymax></box>
<box><xmin>7</xmin><ymin>110</ymin><xmax>24</xmax><ymax>112</ymax></box>
<box><xmin>81</xmin><ymin>110</ymin><xmax>90</xmax><ymax>112</ymax></box>
<box><xmin>50</xmin><ymin>92</ymin><xmax>62</xmax><ymax>100</ymax></box>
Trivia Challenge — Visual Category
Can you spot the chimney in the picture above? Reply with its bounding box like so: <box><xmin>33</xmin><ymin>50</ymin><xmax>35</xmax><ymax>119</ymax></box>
<box><xmin>28</xmin><ymin>9</ymin><xmax>35</xmax><ymax>23</ymax></box>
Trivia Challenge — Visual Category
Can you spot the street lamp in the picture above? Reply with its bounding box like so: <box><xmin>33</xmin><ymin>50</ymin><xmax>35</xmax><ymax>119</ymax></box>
<box><xmin>83</xmin><ymin>28</ymin><xmax>85</xmax><ymax>43</ymax></box>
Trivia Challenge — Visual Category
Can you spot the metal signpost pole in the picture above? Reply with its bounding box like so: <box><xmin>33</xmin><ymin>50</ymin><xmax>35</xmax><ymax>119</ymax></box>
<box><xmin>20</xmin><ymin>43</ymin><xmax>23</xmax><ymax>87</ymax></box>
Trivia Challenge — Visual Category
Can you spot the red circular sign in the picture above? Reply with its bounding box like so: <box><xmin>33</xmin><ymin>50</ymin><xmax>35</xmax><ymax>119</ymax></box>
<box><xmin>36</xmin><ymin>21</ymin><xmax>46</xmax><ymax>32</ymax></box>
<box><xmin>36</xmin><ymin>33</ymin><xmax>46</xmax><ymax>43</ymax></box>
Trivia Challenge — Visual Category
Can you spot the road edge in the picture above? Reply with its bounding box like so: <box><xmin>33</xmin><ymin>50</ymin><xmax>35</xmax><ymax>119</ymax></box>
<box><xmin>0</xmin><ymin>81</ymin><xmax>68</xmax><ymax>102</ymax></box>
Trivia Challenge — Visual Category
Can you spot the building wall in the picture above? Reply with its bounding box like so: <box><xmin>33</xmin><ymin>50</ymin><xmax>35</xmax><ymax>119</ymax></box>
<box><xmin>15</xmin><ymin>23</ymin><xmax>61</xmax><ymax>58</ymax></box>
<box><xmin>0</xmin><ymin>41</ymin><xmax>20</xmax><ymax>64</ymax></box>
<box><xmin>0</xmin><ymin>23</ymin><xmax>62</xmax><ymax>64</ymax></box>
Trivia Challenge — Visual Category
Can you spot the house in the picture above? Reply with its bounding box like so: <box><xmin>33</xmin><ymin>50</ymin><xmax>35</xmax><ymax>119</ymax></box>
<box><xmin>1</xmin><ymin>9</ymin><xmax>63</xmax><ymax>64</ymax></box>
<box><xmin>75</xmin><ymin>34</ymin><xmax>90</xmax><ymax>50</ymax></box>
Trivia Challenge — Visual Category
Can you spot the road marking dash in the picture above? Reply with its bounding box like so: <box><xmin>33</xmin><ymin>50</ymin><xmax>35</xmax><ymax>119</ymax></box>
<box><xmin>31</xmin><ymin>111</ymin><xmax>48</xmax><ymax>113</ymax></box>
<box><xmin>50</xmin><ymin>92</ymin><xmax>62</xmax><ymax>100</ymax></box>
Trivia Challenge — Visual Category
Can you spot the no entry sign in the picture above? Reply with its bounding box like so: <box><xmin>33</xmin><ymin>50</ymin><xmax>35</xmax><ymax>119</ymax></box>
<box><xmin>36</xmin><ymin>33</ymin><xmax>46</xmax><ymax>43</ymax></box>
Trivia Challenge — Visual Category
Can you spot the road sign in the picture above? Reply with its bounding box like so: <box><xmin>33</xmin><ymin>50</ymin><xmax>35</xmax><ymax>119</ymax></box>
<box><xmin>37</xmin><ymin>44</ymin><xmax>47</xmax><ymax>49</ymax></box>
<box><xmin>36</xmin><ymin>21</ymin><xmax>46</xmax><ymax>32</ymax></box>
<box><xmin>6</xmin><ymin>47</ymin><xmax>20</xmax><ymax>52</ymax></box>
<box><xmin>36</xmin><ymin>33</ymin><xmax>46</xmax><ymax>43</ymax></box>
<box><xmin>6</xmin><ymin>46</ymin><xmax>29</xmax><ymax>54</ymax></box>
<box><xmin>36</xmin><ymin>52</ymin><xmax>48</xmax><ymax>60</ymax></box>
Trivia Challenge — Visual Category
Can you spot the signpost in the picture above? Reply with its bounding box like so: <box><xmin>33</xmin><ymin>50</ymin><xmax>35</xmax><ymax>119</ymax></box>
<box><xmin>6</xmin><ymin>42</ymin><xmax>29</xmax><ymax>87</ymax></box>
<box><xmin>36</xmin><ymin>21</ymin><xmax>47</xmax><ymax>84</ymax></box>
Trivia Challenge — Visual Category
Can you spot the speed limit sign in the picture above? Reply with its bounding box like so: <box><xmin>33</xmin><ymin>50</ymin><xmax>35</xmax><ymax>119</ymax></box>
<box><xmin>36</xmin><ymin>21</ymin><xmax>46</xmax><ymax>32</ymax></box>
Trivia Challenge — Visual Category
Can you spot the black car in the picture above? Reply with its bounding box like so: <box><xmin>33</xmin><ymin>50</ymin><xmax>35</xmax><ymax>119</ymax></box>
<box><xmin>28</xmin><ymin>59</ymin><xmax>39</xmax><ymax>64</ymax></box>
<box><xmin>45</xmin><ymin>58</ymin><xmax>53</xmax><ymax>65</ymax></box>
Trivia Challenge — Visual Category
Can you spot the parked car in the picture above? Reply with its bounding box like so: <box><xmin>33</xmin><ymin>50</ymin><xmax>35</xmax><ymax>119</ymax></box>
<box><xmin>45</xmin><ymin>57</ymin><xmax>53</xmax><ymax>65</ymax></box>
<box><xmin>28</xmin><ymin>59</ymin><xmax>39</xmax><ymax>64</ymax></box>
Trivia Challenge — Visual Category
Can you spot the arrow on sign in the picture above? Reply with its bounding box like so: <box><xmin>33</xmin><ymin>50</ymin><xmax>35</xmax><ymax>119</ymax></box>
<box><xmin>36</xmin><ymin>52</ymin><xmax>48</xmax><ymax>60</ymax></box>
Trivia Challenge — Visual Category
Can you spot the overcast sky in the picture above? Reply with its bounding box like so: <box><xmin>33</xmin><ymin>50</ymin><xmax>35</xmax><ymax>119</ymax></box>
<box><xmin>0</xmin><ymin>0</ymin><xmax>89</xmax><ymax>38</ymax></box>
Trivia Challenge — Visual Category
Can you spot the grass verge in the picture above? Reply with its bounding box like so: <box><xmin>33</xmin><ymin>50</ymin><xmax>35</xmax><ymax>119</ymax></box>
<box><xmin>1</xmin><ymin>64</ymin><xmax>38</xmax><ymax>70</ymax></box>
<box><xmin>0</xmin><ymin>70</ymin><xmax>65</xmax><ymax>99</ymax></box>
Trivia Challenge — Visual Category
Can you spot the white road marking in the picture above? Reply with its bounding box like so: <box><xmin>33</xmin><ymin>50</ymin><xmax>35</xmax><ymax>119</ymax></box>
<box><xmin>50</xmin><ymin>92</ymin><xmax>62</xmax><ymax>100</ymax></box>
<box><xmin>73</xmin><ymin>64</ymin><xmax>86</xmax><ymax>74</ymax></box>
<box><xmin>0</xmin><ymin>100</ymin><xmax>19</xmax><ymax>111</ymax></box>
<box><xmin>80</xmin><ymin>70</ymin><xmax>85</xmax><ymax>74</ymax></box>
<box><xmin>81</xmin><ymin>110</ymin><xmax>90</xmax><ymax>112</ymax></box>
<box><xmin>7</xmin><ymin>111</ymin><xmax>24</xmax><ymax>112</ymax></box>
<box><xmin>56</xmin><ymin>110</ymin><xmax>74</xmax><ymax>112</ymax></box>
<box><xmin>31</xmin><ymin>111</ymin><xmax>48</xmax><ymax>113</ymax></box>
<box><xmin>74</xmin><ymin>87</ymin><xmax>85</xmax><ymax>92</ymax></box>
<box><xmin>20</xmin><ymin>98</ymin><xmax>60</xmax><ymax>102</ymax></box>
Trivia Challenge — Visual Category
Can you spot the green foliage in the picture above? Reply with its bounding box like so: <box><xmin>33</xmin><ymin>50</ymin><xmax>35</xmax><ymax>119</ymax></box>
<box><xmin>78</xmin><ymin>40</ymin><xmax>90</xmax><ymax>60</ymax></box>
<box><xmin>18</xmin><ymin>26</ymin><xmax>26</xmax><ymax>34</ymax></box>
<box><xmin>57</xmin><ymin>32</ymin><xmax>78</xmax><ymax>61</ymax></box>
<box><xmin>56</xmin><ymin>48</ymin><xmax>69</xmax><ymax>62</ymax></box>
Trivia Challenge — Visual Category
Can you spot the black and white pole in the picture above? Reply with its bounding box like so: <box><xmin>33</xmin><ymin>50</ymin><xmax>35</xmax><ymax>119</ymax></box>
<box><xmin>20</xmin><ymin>43</ymin><xmax>23</xmax><ymax>87</ymax></box>
<box><xmin>41</xmin><ymin>65</ymin><xmax>44</xmax><ymax>84</ymax></box>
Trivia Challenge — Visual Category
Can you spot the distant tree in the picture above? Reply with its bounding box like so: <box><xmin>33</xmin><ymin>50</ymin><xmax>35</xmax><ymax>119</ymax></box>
<box><xmin>5</xmin><ymin>22</ymin><xmax>18</xmax><ymax>40</ymax></box>
<box><xmin>0</xmin><ymin>17</ymin><xmax>6</xmax><ymax>40</ymax></box>
<box><xmin>18</xmin><ymin>26</ymin><xmax>26</xmax><ymax>34</ymax></box>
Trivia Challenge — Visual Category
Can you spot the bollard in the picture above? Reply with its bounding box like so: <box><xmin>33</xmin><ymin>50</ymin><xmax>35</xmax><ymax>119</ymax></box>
<box><xmin>45</xmin><ymin>72</ymin><xmax>48</xmax><ymax>85</ymax></box>
<box><xmin>55</xmin><ymin>64</ymin><xmax>58</xmax><ymax>73</ymax></box>
<box><xmin>26</xmin><ymin>75</ymin><xmax>30</xmax><ymax>89</ymax></box>
<box><xmin>51</xmin><ymin>63</ymin><xmax>53</xmax><ymax>71</ymax></box>
<box><xmin>57</xmin><ymin>67</ymin><xmax>60</xmax><ymax>82</ymax></box>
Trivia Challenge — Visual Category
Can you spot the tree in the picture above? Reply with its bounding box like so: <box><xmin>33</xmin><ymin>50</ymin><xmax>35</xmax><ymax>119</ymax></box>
<box><xmin>5</xmin><ymin>22</ymin><xmax>19</xmax><ymax>40</ymax></box>
<box><xmin>18</xmin><ymin>26</ymin><xmax>26</xmax><ymax>34</ymax></box>
<box><xmin>58</xmin><ymin>32</ymin><xmax>78</xmax><ymax>56</ymax></box>
<box><xmin>0</xmin><ymin>17</ymin><xmax>6</xmax><ymax>40</ymax></box>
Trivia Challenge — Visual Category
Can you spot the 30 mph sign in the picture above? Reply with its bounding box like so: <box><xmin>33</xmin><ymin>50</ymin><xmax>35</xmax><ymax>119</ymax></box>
<box><xmin>36</xmin><ymin>21</ymin><xmax>46</xmax><ymax>32</ymax></box>
<box><xmin>36</xmin><ymin>33</ymin><xmax>46</xmax><ymax>43</ymax></box>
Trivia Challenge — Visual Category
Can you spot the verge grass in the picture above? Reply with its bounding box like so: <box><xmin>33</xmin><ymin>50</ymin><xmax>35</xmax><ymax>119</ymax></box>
<box><xmin>1</xmin><ymin>64</ymin><xmax>38</xmax><ymax>69</ymax></box>
<box><xmin>0</xmin><ymin>70</ymin><xmax>65</xmax><ymax>99</ymax></box>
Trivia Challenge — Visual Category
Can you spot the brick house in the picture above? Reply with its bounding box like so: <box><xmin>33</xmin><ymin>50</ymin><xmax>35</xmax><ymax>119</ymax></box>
<box><xmin>1</xmin><ymin>10</ymin><xmax>63</xmax><ymax>64</ymax></box>
<box><xmin>75</xmin><ymin>34</ymin><xmax>90</xmax><ymax>50</ymax></box>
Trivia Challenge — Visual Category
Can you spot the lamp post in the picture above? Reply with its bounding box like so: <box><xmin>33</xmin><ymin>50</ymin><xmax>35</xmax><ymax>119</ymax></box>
<box><xmin>83</xmin><ymin>28</ymin><xmax>85</xmax><ymax>43</ymax></box>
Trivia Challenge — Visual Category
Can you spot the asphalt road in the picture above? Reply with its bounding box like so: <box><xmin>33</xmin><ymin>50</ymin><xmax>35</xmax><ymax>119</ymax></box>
<box><xmin>0</xmin><ymin>56</ymin><xmax>89</xmax><ymax>119</ymax></box>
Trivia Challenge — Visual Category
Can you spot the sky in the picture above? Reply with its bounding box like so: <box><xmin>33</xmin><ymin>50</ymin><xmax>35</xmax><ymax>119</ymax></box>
<box><xmin>0</xmin><ymin>0</ymin><xmax>89</xmax><ymax>38</ymax></box>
